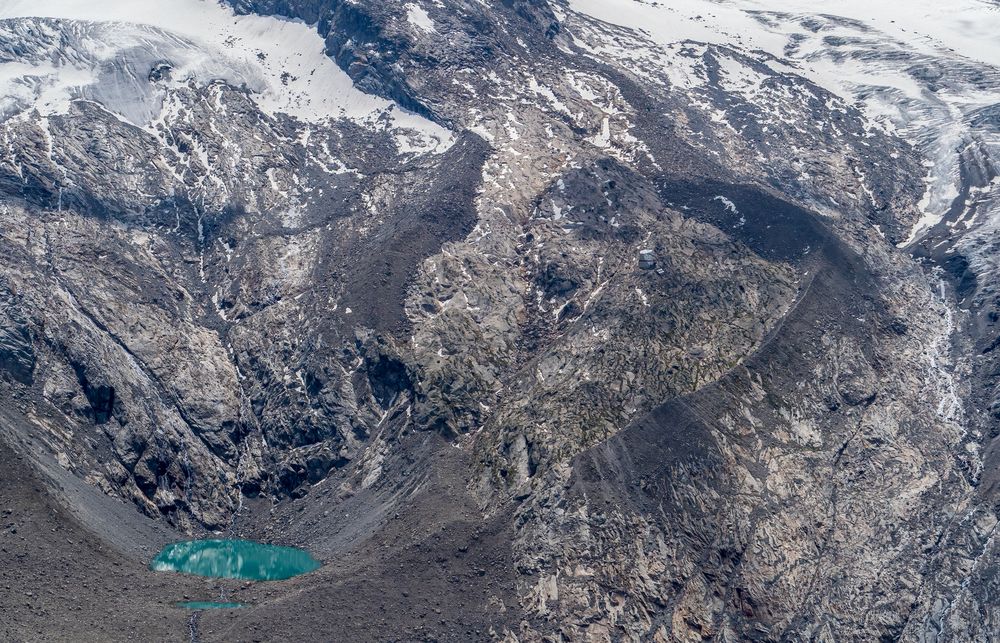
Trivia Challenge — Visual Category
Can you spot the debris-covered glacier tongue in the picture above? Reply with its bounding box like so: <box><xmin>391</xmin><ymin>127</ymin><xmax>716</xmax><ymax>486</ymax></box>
<box><xmin>1</xmin><ymin>0</ymin><xmax>1000</xmax><ymax>641</ymax></box>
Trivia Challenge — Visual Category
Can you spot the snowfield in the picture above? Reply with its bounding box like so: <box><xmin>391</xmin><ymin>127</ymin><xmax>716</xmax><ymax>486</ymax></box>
<box><xmin>1</xmin><ymin>0</ymin><xmax>996</xmax><ymax>239</ymax></box>
<box><xmin>0</xmin><ymin>0</ymin><xmax>453</xmax><ymax>153</ymax></box>
<box><xmin>569</xmin><ymin>0</ymin><xmax>1000</xmax><ymax>68</ymax></box>
<box><xmin>567</xmin><ymin>0</ymin><xmax>1000</xmax><ymax>245</ymax></box>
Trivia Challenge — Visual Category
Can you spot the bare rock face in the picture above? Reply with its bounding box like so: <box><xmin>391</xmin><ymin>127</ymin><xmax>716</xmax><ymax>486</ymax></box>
<box><xmin>0</xmin><ymin>285</ymin><xmax>35</xmax><ymax>385</ymax></box>
<box><xmin>1</xmin><ymin>0</ymin><xmax>1000</xmax><ymax>640</ymax></box>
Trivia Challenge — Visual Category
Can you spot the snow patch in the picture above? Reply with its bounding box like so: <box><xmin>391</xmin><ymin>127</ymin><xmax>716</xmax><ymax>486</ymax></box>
<box><xmin>712</xmin><ymin>195</ymin><xmax>738</xmax><ymax>214</ymax></box>
<box><xmin>405</xmin><ymin>3</ymin><xmax>436</xmax><ymax>34</ymax></box>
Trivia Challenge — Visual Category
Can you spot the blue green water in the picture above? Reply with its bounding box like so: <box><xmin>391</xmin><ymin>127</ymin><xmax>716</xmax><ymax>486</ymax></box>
<box><xmin>176</xmin><ymin>601</ymin><xmax>245</xmax><ymax>610</ymax></box>
<box><xmin>150</xmin><ymin>539</ymin><xmax>320</xmax><ymax>581</ymax></box>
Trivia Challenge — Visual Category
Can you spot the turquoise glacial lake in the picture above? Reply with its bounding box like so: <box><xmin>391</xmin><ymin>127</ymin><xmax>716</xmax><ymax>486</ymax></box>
<box><xmin>150</xmin><ymin>539</ymin><xmax>320</xmax><ymax>581</ymax></box>
<box><xmin>176</xmin><ymin>601</ymin><xmax>245</xmax><ymax>610</ymax></box>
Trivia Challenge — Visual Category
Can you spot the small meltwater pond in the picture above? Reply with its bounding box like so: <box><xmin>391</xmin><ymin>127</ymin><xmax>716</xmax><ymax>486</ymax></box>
<box><xmin>176</xmin><ymin>601</ymin><xmax>245</xmax><ymax>610</ymax></box>
<box><xmin>151</xmin><ymin>539</ymin><xmax>320</xmax><ymax>581</ymax></box>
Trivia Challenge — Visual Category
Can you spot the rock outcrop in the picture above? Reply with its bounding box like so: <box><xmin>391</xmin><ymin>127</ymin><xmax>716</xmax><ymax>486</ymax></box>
<box><xmin>1</xmin><ymin>0</ymin><xmax>999</xmax><ymax>640</ymax></box>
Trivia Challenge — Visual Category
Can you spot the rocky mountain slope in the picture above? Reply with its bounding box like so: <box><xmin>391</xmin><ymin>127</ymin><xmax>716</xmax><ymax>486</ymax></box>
<box><xmin>0</xmin><ymin>0</ymin><xmax>998</xmax><ymax>641</ymax></box>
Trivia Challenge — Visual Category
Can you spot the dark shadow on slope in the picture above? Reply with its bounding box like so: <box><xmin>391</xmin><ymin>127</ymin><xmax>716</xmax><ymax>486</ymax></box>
<box><xmin>339</xmin><ymin>132</ymin><xmax>490</xmax><ymax>336</ymax></box>
<box><xmin>658</xmin><ymin>179</ymin><xmax>833</xmax><ymax>265</ymax></box>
